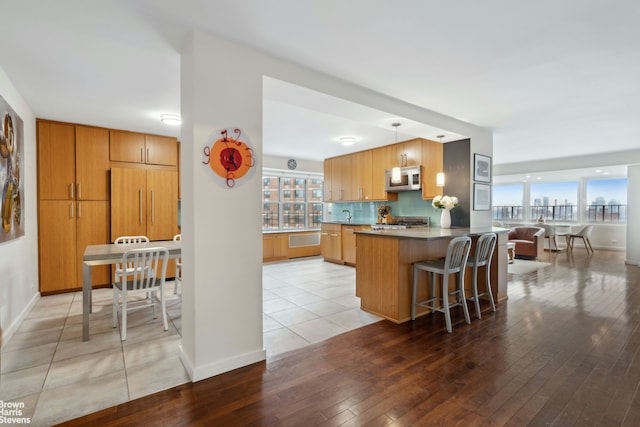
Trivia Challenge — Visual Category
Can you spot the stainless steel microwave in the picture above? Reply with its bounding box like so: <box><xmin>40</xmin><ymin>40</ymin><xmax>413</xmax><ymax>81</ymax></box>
<box><xmin>384</xmin><ymin>166</ymin><xmax>422</xmax><ymax>192</ymax></box>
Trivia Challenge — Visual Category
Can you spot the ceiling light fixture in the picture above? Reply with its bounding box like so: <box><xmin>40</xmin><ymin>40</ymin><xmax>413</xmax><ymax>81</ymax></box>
<box><xmin>160</xmin><ymin>114</ymin><xmax>181</xmax><ymax>126</ymax></box>
<box><xmin>391</xmin><ymin>123</ymin><xmax>402</xmax><ymax>183</ymax></box>
<box><xmin>339</xmin><ymin>136</ymin><xmax>356</xmax><ymax>146</ymax></box>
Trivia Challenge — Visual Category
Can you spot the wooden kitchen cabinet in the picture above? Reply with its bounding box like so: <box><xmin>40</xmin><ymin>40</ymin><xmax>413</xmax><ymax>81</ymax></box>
<box><xmin>421</xmin><ymin>138</ymin><xmax>444</xmax><ymax>200</ymax></box>
<box><xmin>110</xmin><ymin>167</ymin><xmax>178</xmax><ymax>241</ymax></box>
<box><xmin>342</xmin><ymin>225</ymin><xmax>371</xmax><ymax>265</ymax></box>
<box><xmin>37</xmin><ymin>121</ymin><xmax>111</xmax><ymax>293</ymax></box>
<box><xmin>263</xmin><ymin>233</ymin><xmax>288</xmax><ymax>261</ymax></box>
<box><xmin>351</xmin><ymin>150</ymin><xmax>372</xmax><ymax>201</ymax></box>
<box><xmin>110</xmin><ymin>130</ymin><xmax>178</xmax><ymax>166</ymax></box>
<box><xmin>38</xmin><ymin>122</ymin><xmax>110</xmax><ymax>201</ymax></box>
<box><xmin>320</xmin><ymin>223</ymin><xmax>342</xmax><ymax>263</ymax></box>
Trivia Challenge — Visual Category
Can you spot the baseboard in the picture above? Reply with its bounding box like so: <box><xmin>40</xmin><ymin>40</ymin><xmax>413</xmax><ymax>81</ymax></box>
<box><xmin>1</xmin><ymin>292</ymin><xmax>40</xmax><ymax>349</ymax></box>
<box><xmin>178</xmin><ymin>345</ymin><xmax>266</xmax><ymax>383</ymax></box>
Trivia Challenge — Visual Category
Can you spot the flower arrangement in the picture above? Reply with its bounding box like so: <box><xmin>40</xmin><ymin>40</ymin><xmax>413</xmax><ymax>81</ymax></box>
<box><xmin>432</xmin><ymin>195</ymin><xmax>458</xmax><ymax>210</ymax></box>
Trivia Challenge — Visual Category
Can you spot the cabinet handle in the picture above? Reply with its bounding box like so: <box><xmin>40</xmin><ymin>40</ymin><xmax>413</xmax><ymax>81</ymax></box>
<box><xmin>140</xmin><ymin>147</ymin><xmax>144</xmax><ymax>162</ymax></box>
<box><xmin>321</xmin><ymin>232</ymin><xmax>329</xmax><ymax>236</ymax></box>
<box><xmin>69</xmin><ymin>183</ymin><xmax>74</xmax><ymax>200</ymax></box>
<box><xmin>77</xmin><ymin>202</ymin><xmax>82</xmax><ymax>218</ymax></box>
<box><xmin>139</xmin><ymin>188</ymin><xmax>143</xmax><ymax>225</ymax></box>
<box><xmin>69</xmin><ymin>202</ymin><xmax>74</xmax><ymax>218</ymax></box>
<box><xmin>146</xmin><ymin>148</ymin><xmax>150</xmax><ymax>163</ymax></box>
<box><xmin>151</xmin><ymin>190</ymin><xmax>155</xmax><ymax>224</ymax></box>
<box><xmin>77</xmin><ymin>183</ymin><xmax>81</xmax><ymax>200</ymax></box>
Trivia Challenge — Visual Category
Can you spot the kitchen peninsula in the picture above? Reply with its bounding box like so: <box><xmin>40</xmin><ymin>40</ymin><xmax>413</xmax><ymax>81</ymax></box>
<box><xmin>355</xmin><ymin>226</ymin><xmax>510</xmax><ymax>323</ymax></box>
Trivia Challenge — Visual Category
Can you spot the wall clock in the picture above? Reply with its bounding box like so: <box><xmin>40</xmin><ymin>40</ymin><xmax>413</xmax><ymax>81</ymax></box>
<box><xmin>202</xmin><ymin>128</ymin><xmax>255</xmax><ymax>188</ymax></box>
<box><xmin>287</xmin><ymin>158</ymin><xmax>297</xmax><ymax>170</ymax></box>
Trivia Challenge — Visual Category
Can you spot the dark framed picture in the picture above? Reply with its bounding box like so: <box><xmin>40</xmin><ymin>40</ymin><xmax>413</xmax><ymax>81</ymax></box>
<box><xmin>473</xmin><ymin>183</ymin><xmax>491</xmax><ymax>211</ymax></box>
<box><xmin>474</xmin><ymin>153</ymin><xmax>492</xmax><ymax>182</ymax></box>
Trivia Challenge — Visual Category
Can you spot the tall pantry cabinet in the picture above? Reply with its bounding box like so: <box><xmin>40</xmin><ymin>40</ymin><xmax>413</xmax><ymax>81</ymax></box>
<box><xmin>110</xmin><ymin>167</ymin><xmax>178</xmax><ymax>241</ymax></box>
<box><xmin>37</xmin><ymin>121</ymin><xmax>111</xmax><ymax>294</ymax></box>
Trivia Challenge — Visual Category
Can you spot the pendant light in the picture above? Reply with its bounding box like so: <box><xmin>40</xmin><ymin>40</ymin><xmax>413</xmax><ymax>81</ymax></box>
<box><xmin>436</xmin><ymin>135</ymin><xmax>445</xmax><ymax>187</ymax></box>
<box><xmin>391</xmin><ymin>123</ymin><xmax>402</xmax><ymax>183</ymax></box>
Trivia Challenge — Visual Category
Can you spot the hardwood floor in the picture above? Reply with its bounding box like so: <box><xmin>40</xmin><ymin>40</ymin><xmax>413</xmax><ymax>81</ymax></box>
<box><xmin>58</xmin><ymin>249</ymin><xmax>640</xmax><ymax>426</ymax></box>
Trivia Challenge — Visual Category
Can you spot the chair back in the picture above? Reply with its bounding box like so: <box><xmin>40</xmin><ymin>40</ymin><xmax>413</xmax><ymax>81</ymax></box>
<box><xmin>119</xmin><ymin>247</ymin><xmax>168</xmax><ymax>292</ymax></box>
<box><xmin>444</xmin><ymin>236</ymin><xmax>472</xmax><ymax>274</ymax></box>
<box><xmin>114</xmin><ymin>235</ymin><xmax>150</xmax><ymax>273</ymax></box>
<box><xmin>473</xmin><ymin>233</ymin><xmax>497</xmax><ymax>267</ymax></box>
<box><xmin>577</xmin><ymin>225</ymin><xmax>593</xmax><ymax>237</ymax></box>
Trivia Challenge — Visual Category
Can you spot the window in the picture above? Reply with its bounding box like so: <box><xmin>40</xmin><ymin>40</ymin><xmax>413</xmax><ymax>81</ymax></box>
<box><xmin>493</xmin><ymin>177</ymin><xmax>626</xmax><ymax>224</ymax></box>
<box><xmin>492</xmin><ymin>184</ymin><xmax>524</xmax><ymax>220</ymax></box>
<box><xmin>585</xmin><ymin>178</ymin><xmax>627</xmax><ymax>222</ymax></box>
<box><xmin>530</xmin><ymin>181</ymin><xmax>578</xmax><ymax>221</ymax></box>
<box><xmin>262</xmin><ymin>172</ymin><xmax>324</xmax><ymax>230</ymax></box>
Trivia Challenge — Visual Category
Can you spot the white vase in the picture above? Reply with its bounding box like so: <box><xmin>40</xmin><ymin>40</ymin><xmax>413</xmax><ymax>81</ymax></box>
<box><xmin>440</xmin><ymin>209</ymin><xmax>451</xmax><ymax>229</ymax></box>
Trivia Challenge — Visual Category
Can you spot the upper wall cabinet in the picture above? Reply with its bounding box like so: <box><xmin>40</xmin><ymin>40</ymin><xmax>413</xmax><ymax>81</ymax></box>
<box><xmin>421</xmin><ymin>139</ymin><xmax>444</xmax><ymax>200</ymax></box>
<box><xmin>38</xmin><ymin>121</ymin><xmax>110</xmax><ymax>201</ymax></box>
<box><xmin>109</xmin><ymin>130</ymin><xmax>178</xmax><ymax>166</ymax></box>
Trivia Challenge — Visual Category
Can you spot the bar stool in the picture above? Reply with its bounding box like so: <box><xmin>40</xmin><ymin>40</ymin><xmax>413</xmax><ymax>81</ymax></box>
<box><xmin>465</xmin><ymin>233</ymin><xmax>497</xmax><ymax>319</ymax></box>
<box><xmin>411</xmin><ymin>236</ymin><xmax>472</xmax><ymax>333</ymax></box>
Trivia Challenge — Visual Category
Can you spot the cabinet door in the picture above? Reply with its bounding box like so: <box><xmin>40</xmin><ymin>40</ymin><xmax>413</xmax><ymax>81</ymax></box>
<box><xmin>110</xmin><ymin>167</ymin><xmax>147</xmax><ymax>240</ymax></box>
<box><xmin>147</xmin><ymin>169</ymin><xmax>178</xmax><ymax>241</ymax></box>
<box><xmin>37</xmin><ymin>121</ymin><xmax>75</xmax><ymax>200</ymax></box>
<box><xmin>342</xmin><ymin>226</ymin><xmax>357</xmax><ymax>264</ymax></box>
<box><xmin>76</xmin><ymin>201</ymin><xmax>111</xmax><ymax>287</ymax></box>
<box><xmin>38</xmin><ymin>200</ymin><xmax>77</xmax><ymax>293</ymax></box>
<box><xmin>421</xmin><ymin>139</ymin><xmax>444</xmax><ymax>200</ymax></box>
<box><xmin>274</xmin><ymin>234</ymin><xmax>288</xmax><ymax>258</ymax></box>
<box><xmin>353</xmin><ymin>150</ymin><xmax>372</xmax><ymax>201</ymax></box>
<box><xmin>75</xmin><ymin>126</ymin><xmax>110</xmax><ymax>201</ymax></box>
<box><xmin>109</xmin><ymin>130</ymin><xmax>145</xmax><ymax>164</ymax></box>
<box><xmin>323</xmin><ymin>158</ymin><xmax>333</xmax><ymax>202</ymax></box>
<box><xmin>370</xmin><ymin>147</ymin><xmax>398</xmax><ymax>201</ymax></box>
<box><xmin>332</xmin><ymin>155</ymin><xmax>352</xmax><ymax>201</ymax></box>
<box><xmin>400</xmin><ymin>138</ymin><xmax>423</xmax><ymax>166</ymax></box>
<box><xmin>145</xmin><ymin>135</ymin><xmax>178</xmax><ymax>166</ymax></box>
<box><xmin>263</xmin><ymin>235</ymin><xmax>275</xmax><ymax>260</ymax></box>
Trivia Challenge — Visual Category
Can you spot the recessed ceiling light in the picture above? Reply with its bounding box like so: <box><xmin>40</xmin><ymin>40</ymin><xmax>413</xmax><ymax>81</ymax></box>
<box><xmin>595</xmin><ymin>169</ymin><xmax>602</xmax><ymax>173</ymax></box>
<box><xmin>160</xmin><ymin>114</ymin><xmax>181</xmax><ymax>126</ymax></box>
<box><xmin>339</xmin><ymin>136</ymin><xmax>356</xmax><ymax>146</ymax></box>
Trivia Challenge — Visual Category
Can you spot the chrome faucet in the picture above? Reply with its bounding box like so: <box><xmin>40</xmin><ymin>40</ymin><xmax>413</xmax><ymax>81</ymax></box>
<box><xmin>342</xmin><ymin>209</ymin><xmax>352</xmax><ymax>223</ymax></box>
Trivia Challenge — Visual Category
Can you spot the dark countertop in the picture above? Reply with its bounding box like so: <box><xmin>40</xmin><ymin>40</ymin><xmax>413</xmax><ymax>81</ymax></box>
<box><xmin>355</xmin><ymin>226</ymin><xmax>510</xmax><ymax>240</ymax></box>
<box><xmin>322</xmin><ymin>221</ymin><xmax>373</xmax><ymax>226</ymax></box>
<box><xmin>263</xmin><ymin>229</ymin><xmax>321</xmax><ymax>234</ymax></box>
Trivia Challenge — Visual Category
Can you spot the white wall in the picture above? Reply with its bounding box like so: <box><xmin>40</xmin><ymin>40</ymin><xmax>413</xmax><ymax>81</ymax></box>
<box><xmin>0</xmin><ymin>66</ymin><xmax>39</xmax><ymax>346</ymax></box>
<box><xmin>263</xmin><ymin>155</ymin><xmax>323</xmax><ymax>173</ymax></box>
<box><xmin>179</xmin><ymin>30</ymin><xmax>493</xmax><ymax>382</ymax></box>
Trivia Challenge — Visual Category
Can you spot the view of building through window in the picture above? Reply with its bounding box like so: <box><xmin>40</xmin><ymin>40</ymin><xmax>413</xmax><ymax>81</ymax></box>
<box><xmin>493</xmin><ymin>178</ymin><xmax>627</xmax><ymax>223</ymax></box>
<box><xmin>262</xmin><ymin>174</ymin><xmax>323</xmax><ymax>230</ymax></box>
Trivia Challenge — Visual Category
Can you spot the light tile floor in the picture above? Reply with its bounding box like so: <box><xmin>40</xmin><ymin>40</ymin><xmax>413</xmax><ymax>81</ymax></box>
<box><xmin>0</xmin><ymin>257</ymin><xmax>381</xmax><ymax>426</ymax></box>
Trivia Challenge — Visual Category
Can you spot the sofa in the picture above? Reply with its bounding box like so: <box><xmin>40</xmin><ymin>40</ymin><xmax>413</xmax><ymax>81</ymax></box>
<box><xmin>508</xmin><ymin>226</ymin><xmax>545</xmax><ymax>260</ymax></box>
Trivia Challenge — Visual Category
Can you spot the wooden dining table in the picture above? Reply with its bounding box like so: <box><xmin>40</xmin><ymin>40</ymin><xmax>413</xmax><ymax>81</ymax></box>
<box><xmin>82</xmin><ymin>239</ymin><xmax>182</xmax><ymax>341</ymax></box>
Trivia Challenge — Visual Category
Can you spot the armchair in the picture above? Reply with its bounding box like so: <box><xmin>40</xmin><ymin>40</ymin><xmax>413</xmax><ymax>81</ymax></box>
<box><xmin>508</xmin><ymin>226</ymin><xmax>545</xmax><ymax>260</ymax></box>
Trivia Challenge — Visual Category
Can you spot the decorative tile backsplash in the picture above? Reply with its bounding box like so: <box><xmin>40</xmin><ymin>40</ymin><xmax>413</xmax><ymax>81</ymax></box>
<box><xmin>327</xmin><ymin>191</ymin><xmax>441</xmax><ymax>224</ymax></box>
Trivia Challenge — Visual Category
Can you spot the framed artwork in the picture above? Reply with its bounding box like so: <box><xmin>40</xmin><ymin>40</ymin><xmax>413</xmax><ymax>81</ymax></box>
<box><xmin>0</xmin><ymin>94</ymin><xmax>24</xmax><ymax>243</ymax></box>
<box><xmin>473</xmin><ymin>183</ymin><xmax>491</xmax><ymax>211</ymax></box>
<box><xmin>474</xmin><ymin>153</ymin><xmax>492</xmax><ymax>182</ymax></box>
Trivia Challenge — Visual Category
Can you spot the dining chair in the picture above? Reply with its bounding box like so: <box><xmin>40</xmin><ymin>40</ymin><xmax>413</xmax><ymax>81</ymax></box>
<box><xmin>537</xmin><ymin>223</ymin><xmax>558</xmax><ymax>251</ymax></box>
<box><xmin>112</xmin><ymin>246</ymin><xmax>169</xmax><ymax>341</ymax></box>
<box><xmin>411</xmin><ymin>236</ymin><xmax>472</xmax><ymax>333</ymax></box>
<box><xmin>173</xmin><ymin>233</ymin><xmax>182</xmax><ymax>295</ymax></box>
<box><xmin>568</xmin><ymin>225</ymin><xmax>594</xmax><ymax>254</ymax></box>
<box><xmin>113</xmin><ymin>235</ymin><xmax>150</xmax><ymax>282</ymax></box>
<box><xmin>465</xmin><ymin>233</ymin><xmax>497</xmax><ymax>319</ymax></box>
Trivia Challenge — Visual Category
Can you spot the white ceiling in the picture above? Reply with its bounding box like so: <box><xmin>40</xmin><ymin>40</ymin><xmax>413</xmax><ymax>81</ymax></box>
<box><xmin>2</xmin><ymin>1</ymin><xmax>640</xmax><ymax>173</ymax></box>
